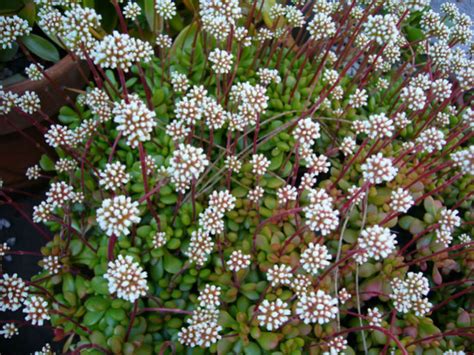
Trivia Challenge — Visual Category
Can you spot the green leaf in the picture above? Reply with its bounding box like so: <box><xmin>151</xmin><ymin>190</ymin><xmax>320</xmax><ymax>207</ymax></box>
<box><xmin>58</xmin><ymin>106</ymin><xmax>79</xmax><ymax>124</ymax></box>
<box><xmin>244</xmin><ymin>342</ymin><xmax>262</xmax><ymax>355</ymax></box>
<box><xmin>405</xmin><ymin>25</ymin><xmax>425</xmax><ymax>42</ymax></box>
<box><xmin>91</xmin><ymin>276</ymin><xmax>109</xmax><ymax>295</ymax></box>
<box><xmin>256</xmin><ymin>332</ymin><xmax>280</xmax><ymax>351</ymax></box>
<box><xmin>144</xmin><ymin>0</ymin><xmax>156</xmax><ymax>32</ymax></box>
<box><xmin>163</xmin><ymin>252</ymin><xmax>183</xmax><ymax>274</ymax></box>
<box><xmin>22</xmin><ymin>34</ymin><xmax>60</xmax><ymax>62</ymax></box>
<box><xmin>85</xmin><ymin>296</ymin><xmax>111</xmax><ymax>312</ymax></box>
<box><xmin>83</xmin><ymin>311</ymin><xmax>104</xmax><ymax>326</ymax></box>
<box><xmin>39</xmin><ymin>154</ymin><xmax>55</xmax><ymax>171</ymax></box>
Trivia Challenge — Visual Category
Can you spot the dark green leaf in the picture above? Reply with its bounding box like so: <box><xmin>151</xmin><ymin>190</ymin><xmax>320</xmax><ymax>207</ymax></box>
<box><xmin>22</xmin><ymin>34</ymin><xmax>60</xmax><ymax>62</ymax></box>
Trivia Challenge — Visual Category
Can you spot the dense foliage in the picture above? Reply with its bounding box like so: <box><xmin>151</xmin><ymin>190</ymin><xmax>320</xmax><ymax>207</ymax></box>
<box><xmin>0</xmin><ymin>0</ymin><xmax>473</xmax><ymax>354</ymax></box>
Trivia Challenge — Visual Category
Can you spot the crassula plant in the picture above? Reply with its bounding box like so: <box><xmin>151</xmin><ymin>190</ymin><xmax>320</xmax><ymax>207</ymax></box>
<box><xmin>0</xmin><ymin>0</ymin><xmax>473</xmax><ymax>354</ymax></box>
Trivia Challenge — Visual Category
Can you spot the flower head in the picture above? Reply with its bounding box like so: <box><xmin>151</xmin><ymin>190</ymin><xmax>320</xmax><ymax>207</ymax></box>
<box><xmin>267</xmin><ymin>264</ymin><xmax>292</xmax><ymax>287</ymax></box>
<box><xmin>0</xmin><ymin>273</ymin><xmax>28</xmax><ymax>312</ymax></box>
<box><xmin>361</xmin><ymin>153</ymin><xmax>398</xmax><ymax>184</ymax></box>
<box><xmin>104</xmin><ymin>255</ymin><xmax>148</xmax><ymax>302</ymax></box>
<box><xmin>23</xmin><ymin>296</ymin><xmax>50</xmax><ymax>326</ymax></box>
<box><xmin>0</xmin><ymin>15</ymin><xmax>31</xmax><ymax>49</ymax></box>
<box><xmin>0</xmin><ymin>323</ymin><xmax>19</xmax><ymax>339</ymax></box>
<box><xmin>98</xmin><ymin>162</ymin><xmax>131</xmax><ymax>191</ymax></box>
<box><xmin>208</xmin><ymin>49</ymin><xmax>233</xmax><ymax>74</ymax></box>
<box><xmin>113</xmin><ymin>96</ymin><xmax>157</xmax><ymax>148</ymax></box>
<box><xmin>168</xmin><ymin>144</ymin><xmax>209</xmax><ymax>192</ymax></box>
<box><xmin>17</xmin><ymin>91</ymin><xmax>41</xmax><ymax>114</ymax></box>
<box><xmin>227</xmin><ymin>250</ymin><xmax>251</xmax><ymax>272</ymax></box>
<box><xmin>296</xmin><ymin>289</ymin><xmax>338</xmax><ymax>324</ymax></box>
<box><xmin>97</xmin><ymin>195</ymin><xmax>141</xmax><ymax>236</ymax></box>
<box><xmin>250</xmin><ymin>154</ymin><xmax>270</xmax><ymax>177</ymax></box>
<box><xmin>198</xmin><ymin>284</ymin><xmax>221</xmax><ymax>309</ymax></box>
<box><xmin>257</xmin><ymin>299</ymin><xmax>291</xmax><ymax>331</ymax></box>
<box><xmin>300</xmin><ymin>243</ymin><xmax>332</xmax><ymax>275</ymax></box>
<box><xmin>356</xmin><ymin>225</ymin><xmax>397</xmax><ymax>264</ymax></box>
<box><xmin>390</xmin><ymin>188</ymin><xmax>414</xmax><ymax>213</ymax></box>
<box><xmin>155</xmin><ymin>0</ymin><xmax>176</xmax><ymax>20</ymax></box>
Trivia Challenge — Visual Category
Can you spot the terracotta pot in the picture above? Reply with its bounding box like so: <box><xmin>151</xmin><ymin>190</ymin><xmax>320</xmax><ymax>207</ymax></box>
<box><xmin>0</xmin><ymin>55</ymin><xmax>89</xmax><ymax>189</ymax></box>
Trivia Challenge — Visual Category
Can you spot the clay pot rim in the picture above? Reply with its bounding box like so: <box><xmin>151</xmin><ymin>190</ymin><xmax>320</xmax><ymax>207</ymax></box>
<box><xmin>1</xmin><ymin>54</ymin><xmax>88</xmax><ymax>136</ymax></box>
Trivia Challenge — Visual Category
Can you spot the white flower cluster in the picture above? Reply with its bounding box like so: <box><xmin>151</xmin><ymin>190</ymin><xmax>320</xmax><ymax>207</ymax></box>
<box><xmin>199</xmin><ymin>0</ymin><xmax>241</xmax><ymax>40</ymax></box>
<box><xmin>227</xmin><ymin>250</ymin><xmax>251</xmax><ymax>272</ymax></box>
<box><xmin>26</xmin><ymin>165</ymin><xmax>41</xmax><ymax>180</ymax></box>
<box><xmin>434</xmin><ymin>208</ymin><xmax>461</xmax><ymax>247</ymax></box>
<box><xmin>185</xmin><ymin>229</ymin><xmax>214</xmax><ymax>266</ymax></box>
<box><xmin>257</xmin><ymin>68</ymin><xmax>281</xmax><ymax>86</ymax></box>
<box><xmin>171</xmin><ymin>72</ymin><xmax>190</xmax><ymax>92</ymax></box>
<box><xmin>46</xmin><ymin>181</ymin><xmax>75</xmax><ymax>208</ymax></box>
<box><xmin>123</xmin><ymin>2</ymin><xmax>142</xmax><ymax>20</ymax></box>
<box><xmin>367</xmin><ymin>307</ymin><xmax>383</xmax><ymax>327</ymax></box>
<box><xmin>155</xmin><ymin>0</ymin><xmax>176</xmax><ymax>19</ymax></box>
<box><xmin>179</xmin><ymin>284</ymin><xmax>222</xmax><ymax>348</ymax></box>
<box><xmin>361</xmin><ymin>153</ymin><xmax>398</xmax><ymax>184</ymax></box>
<box><xmin>0</xmin><ymin>323</ymin><xmax>18</xmax><ymax>339</ymax></box>
<box><xmin>308</xmin><ymin>13</ymin><xmax>336</xmax><ymax>41</ymax></box>
<box><xmin>23</xmin><ymin>296</ymin><xmax>50</xmax><ymax>326</ymax></box>
<box><xmin>0</xmin><ymin>242</ymin><xmax>10</xmax><ymax>257</ymax></box>
<box><xmin>208</xmin><ymin>49</ymin><xmax>233</xmax><ymax>74</ymax></box>
<box><xmin>33</xmin><ymin>343</ymin><xmax>54</xmax><ymax>355</ymax></box>
<box><xmin>277</xmin><ymin>185</ymin><xmax>298</xmax><ymax>205</ymax></box>
<box><xmin>416</xmin><ymin>127</ymin><xmax>446</xmax><ymax>154</ymax></box>
<box><xmin>168</xmin><ymin>144</ymin><xmax>209</xmax><ymax>193</ymax></box>
<box><xmin>0</xmin><ymin>273</ymin><xmax>28</xmax><ymax>312</ymax></box>
<box><xmin>364</xmin><ymin>14</ymin><xmax>399</xmax><ymax>45</ymax></box>
<box><xmin>16</xmin><ymin>91</ymin><xmax>41</xmax><ymax>114</ymax></box>
<box><xmin>156</xmin><ymin>33</ymin><xmax>172</xmax><ymax>49</ymax></box>
<box><xmin>0</xmin><ymin>15</ymin><xmax>31</xmax><ymax>49</ymax></box>
<box><xmin>356</xmin><ymin>225</ymin><xmax>397</xmax><ymax>264</ymax></box>
<box><xmin>248</xmin><ymin>186</ymin><xmax>264</xmax><ymax>203</ymax></box>
<box><xmin>364</xmin><ymin>113</ymin><xmax>394</xmax><ymax>139</ymax></box>
<box><xmin>113</xmin><ymin>96</ymin><xmax>157</xmax><ymax>148</ymax></box>
<box><xmin>340</xmin><ymin>136</ymin><xmax>356</xmax><ymax>156</ymax></box>
<box><xmin>325</xmin><ymin>336</ymin><xmax>348</xmax><ymax>355</ymax></box>
<box><xmin>104</xmin><ymin>255</ymin><xmax>148</xmax><ymax>303</ymax></box>
<box><xmin>98</xmin><ymin>162</ymin><xmax>131</xmax><ymax>191</ymax></box>
<box><xmin>60</xmin><ymin>5</ymin><xmax>102</xmax><ymax>56</ymax></box>
<box><xmin>390</xmin><ymin>272</ymin><xmax>432</xmax><ymax>316</ymax></box>
<box><xmin>25</xmin><ymin>63</ymin><xmax>44</xmax><ymax>81</ymax></box>
<box><xmin>293</xmin><ymin>117</ymin><xmax>321</xmax><ymax>147</ymax></box>
<box><xmin>33</xmin><ymin>201</ymin><xmax>53</xmax><ymax>223</ymax></box>
<box><xmin>42</xmin><ymin>255</ymin><xmax>61</xmax><ymax>275</ymax></box>
<box><xmin>451</xmin><ymin>146</ymin><xmax>473</xmax><ymax>176</ymax></box>
<box><xmin>296</xmin><ymin>289</ymin><xmax>338</xmax><ymax>324</ymax></box>
<box><xmin>267</xmin><ymin>264</ymin><xmax>293</xmax><ymax>287</ymax></box>
<box><xmin>304</xmin><ymin>188</ymin><xmax>339</xmax><ymax>236</ymax></box>
<box><xmin>55</xmin><ymin>158</ymin><xmax>77</xmax><ymax>174</ymax></box>
<box><xmin>300</xmin><ymin>242</ymin><xmax>332</xmax><ymax>275</ymax></box>
<box><xmin>401</xmin><ymin>85</ymin><xmax>426</xmax><ymax>111</ymax></box>
<box><xmin>152</xmin><ymin>232</ymin><xmax>167</xmax><ymax>248</ymax></box>
<box><xmin>45</xmin><ymin>124</ymin><xmax>76</xmax><ymax>148</ymax></box>
<box><xmin>250</xmin><ymin>154</ymin><xmax>270</xmax><ymax>177</ymax></box>
<box><xmin>349</xmin><ymin>88</ymin><xmax>368</xmax><ymax>108</ymax></box>
<box><xmin>231</xmin><ymin>82</ymin><xmax>269</xmax><ymax>121</ymax></box>
<box><xmin>92</xmin><ymin>31</ymin><xmax>153</xmax><ymax>72</ymax></box>
<box><xmin>97</xmin><ymin>195</ymin><xmax>141</xmax><ymax>236</ymax></box>
<box><xmin>257</xmin><ymin>298</ymin><xmax>291</xmax><ymax>331</ymax></box>
<box><xmin>390</xmin><ymin>187</ymin><xmax>414</xmax><ymax>213</ymax></box>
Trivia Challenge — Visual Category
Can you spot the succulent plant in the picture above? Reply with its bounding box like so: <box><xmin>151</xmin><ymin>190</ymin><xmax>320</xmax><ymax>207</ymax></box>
<box><xmin>0</xmin><ymin>0</ymin><xmax>473</xmax><ymax>354</ymax></box>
